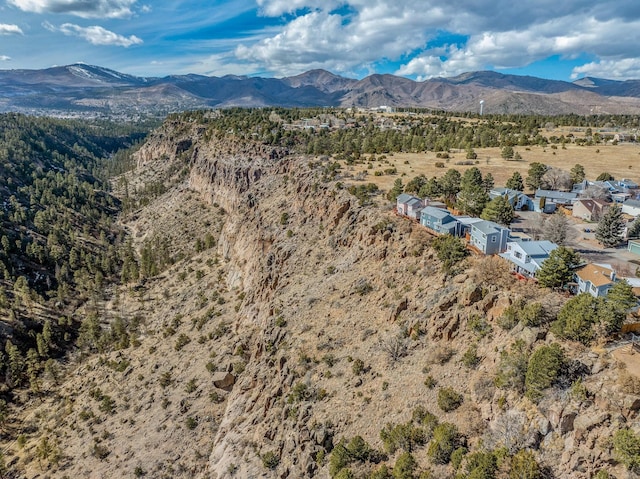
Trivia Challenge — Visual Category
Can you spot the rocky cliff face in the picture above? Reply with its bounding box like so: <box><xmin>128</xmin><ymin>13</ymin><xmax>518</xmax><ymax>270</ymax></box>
<box><xmin>11</xmin><ymin>118</ymin><xmax>640</xmax><ymax>479</ymax></box>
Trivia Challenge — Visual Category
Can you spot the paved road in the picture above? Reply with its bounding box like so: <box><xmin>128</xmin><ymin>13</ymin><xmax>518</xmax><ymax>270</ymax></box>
<box><xmin>511</xmin><ymin>210</ymin><xmax>639</xmax><ymax>276</ymax></box>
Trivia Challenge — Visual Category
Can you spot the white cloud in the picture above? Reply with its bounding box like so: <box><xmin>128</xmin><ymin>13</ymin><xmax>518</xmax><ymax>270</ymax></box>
<box><xmin>8</xmin><ymin>0</ymin><xmax>138</xmax><ymax>19</ymax></box>
<box><xmin>0</xmin><ymin>24</ymin><xmax>24</xmax><ymax>35</ymax></box>
<box><xmin>572</xmin><ymin>59</ymin><xmax>640</xmax><ymax>80</ymax></box>
<box><xmin>0</xmin><ymin>55</ymin><xmax>11</xmax><ymax>61</ymax></box>
<box><xmin>240</xmin><ymin>1</ymin><xmax>640</xmax><ymax>79</ymax></box>
<box><xmin>49</xmin><ymin>22</ymin><xmax>142</xmax><ymax>47</ymax></box>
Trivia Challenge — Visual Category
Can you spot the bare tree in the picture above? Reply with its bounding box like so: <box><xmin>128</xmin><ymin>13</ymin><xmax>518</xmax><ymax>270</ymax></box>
<box><xmin>484</xmin><ymin>410</ymin><xmax>528</xmax><ymax>453</ymax></box>
<box><xmin>542</xmin><ymin>213</ymin><xmax>575</xmax><ymax>245</ymax></box>
<box><xmin>542</xmin><ymin>168</ymin><xmax>573</xmax><ymax>191</ymax></box>
<box><xmin>580</xmin><ymin>185</ymin><xmax>609</xmax><ymax>201</ymax></box>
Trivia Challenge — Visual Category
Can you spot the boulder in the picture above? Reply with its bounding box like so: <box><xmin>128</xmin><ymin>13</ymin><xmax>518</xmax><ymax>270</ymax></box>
<box><xmin>574</xmin><ymin>412</ymin><xmax>610</xmax><ymax>432</ymax></box>
<box><xmin>212</xmin><ymin>372</ymin><xmax>236</xmax><ymax>390</ymax></box>
<box><xmin>559</xmin><ymin>412</ymin><xmax>577</xmax><ymax>434</ymax></box>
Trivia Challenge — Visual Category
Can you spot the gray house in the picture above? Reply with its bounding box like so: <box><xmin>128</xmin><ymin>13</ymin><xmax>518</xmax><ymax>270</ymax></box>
<box><xmin>420</xmin><ymin>206</ymin><xmax>461</xmax><ymax>235</ymax></box>
<box><xmin>469</xmin><ymin>220</ymin><xmax>510</xmax><ymax>255</ymax></box>
<box><xmin>622</xmin><ymin>199</ymin><xmax>640</xmax><ymax>217</ymax></box>
<box><xmin>535</xmin><ymin>189</ymin><xmax>578</xmax><ymax>206</ymax></box>
<box><xmin>489</xmin><ymin>187</ymin><xmax>532</xmax><ymax>211</ymax></box>
<box><xmin>500</xmin><ymin>240</ymin><xmax>558</xmax><ymax>278</ymax></box>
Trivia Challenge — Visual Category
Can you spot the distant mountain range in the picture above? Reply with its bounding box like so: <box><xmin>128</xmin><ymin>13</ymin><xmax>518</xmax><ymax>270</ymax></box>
<box><xmin>3</xmin><ymin>63</ymin><xmax>640</xmax><ymax>117</ymax></box>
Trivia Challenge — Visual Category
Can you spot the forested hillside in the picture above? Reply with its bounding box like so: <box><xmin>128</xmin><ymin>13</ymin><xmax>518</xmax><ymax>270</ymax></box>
<box><xmin>0</xmin><ymin>114</ymin><xmax>152</xmax><ymax>394</ymax></box>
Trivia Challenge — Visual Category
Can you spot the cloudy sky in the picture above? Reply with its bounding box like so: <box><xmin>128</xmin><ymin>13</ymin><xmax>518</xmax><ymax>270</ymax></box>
<box><xmin>2</xmin><ymin>0</ymin><xmax>640</xmax><ymax>81</ymax></box>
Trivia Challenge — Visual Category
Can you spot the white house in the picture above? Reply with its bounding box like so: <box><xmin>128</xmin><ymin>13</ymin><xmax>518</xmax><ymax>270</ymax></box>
<box><xmin>500</xmin><ymin>240</ymin><xmax>558</xmax><ymax>278</ymax></box>
<box><xmin>622</xmin><ymin>199</ymin><xmax>640</xmax><ymax>217</ymax></box>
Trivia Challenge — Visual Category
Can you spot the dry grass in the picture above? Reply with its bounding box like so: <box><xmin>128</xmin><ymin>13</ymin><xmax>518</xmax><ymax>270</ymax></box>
<box><xmin>340</xmin><ymin>142</ymin><xmax>640</xmax><ymax>191</ymax></box>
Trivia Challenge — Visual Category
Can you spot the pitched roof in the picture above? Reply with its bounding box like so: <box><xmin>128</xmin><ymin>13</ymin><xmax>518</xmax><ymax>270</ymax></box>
<box><xmin>574</xmin><ymin>198</ymin><xmax>609</xmax><ymax>213</ymax></box>
<box><xmin>421</xmin><ymin>206</ymin><xmax>452</xmax><ymax>220</ymax></box>
<box><xmin>535</xmin><ymin>189</ymin><xmax>578</xmax><ymax>201</ymax></box>
<box><xmin>472</xmin><ymin>220</ymin><xmax>506</xmax><ymax>235</ymax></box>
<box><xmin>516</xmin><ymin>240</ymin><xmax>558</xmax><ymax>257</ymax></box>
<box><xmin>396</xmin><ymin>193</ymin><xmax>416</xmax><ymax>204</ymax></box>
<box><xmin>575</xmin><ymin>263</ymin><xmax>615</xmax><ymax>288</ymax></box>
<box><xmin>624</xmin><ymin>199</ymin><xmax>640</xmax><ymax>209</ymax></box>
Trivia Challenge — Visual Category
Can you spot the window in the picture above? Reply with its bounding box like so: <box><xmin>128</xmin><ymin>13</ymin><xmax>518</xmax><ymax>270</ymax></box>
<box><xmin>514</xmin><ymin>251</ymin><xmax>522</xmax><ymax>259</ymax></box>
<box><xmin>491</xmin><ymin>236</ymin><xmax>496</xmax><ymax>243</ymax></box>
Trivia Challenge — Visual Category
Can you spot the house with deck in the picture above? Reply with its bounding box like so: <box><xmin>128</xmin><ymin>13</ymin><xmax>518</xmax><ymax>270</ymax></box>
<box><xmin>396</xmin><ymin>194</ymin><xmax>425</xmax><ymax>219</ymax></box>
<box><xmin>469</xmin><ymin>220</ymin><xmax>510</xmax><ymax>255</ymax></box>
<box><xmin>500</xmin><ymin>240</ymin><xmax>558</xmax><ymax>278</ymax></box>
<box><xmin>420</xmin><ymin>207</ymin><xmax>462</xmax><ymax>236</ymax></box>
<box><xmin>574</xmin><ymin>263</ymin><xmax>616</xmax><ymax>298</ymax></box>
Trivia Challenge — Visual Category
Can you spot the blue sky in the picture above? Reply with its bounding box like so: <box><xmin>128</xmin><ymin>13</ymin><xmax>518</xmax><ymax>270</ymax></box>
<box><xmin>2</xmin><ymin>0</ymin><xmax>640</xmax><ymax>81</ymax></box>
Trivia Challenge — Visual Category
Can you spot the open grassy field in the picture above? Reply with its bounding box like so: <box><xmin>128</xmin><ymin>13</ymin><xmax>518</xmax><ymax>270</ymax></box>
<box><xmin>338</xmin><ymin>121</ymin><xmax>640</xmax><ymax>192</ymax></box>
<box><xmin>340</xmin><ymin>141</ymin><xmax>640</xmax><ymax>191</ymax></box>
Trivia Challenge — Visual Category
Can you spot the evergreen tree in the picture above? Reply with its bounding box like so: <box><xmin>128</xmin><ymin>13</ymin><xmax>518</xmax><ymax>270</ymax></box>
<box><xmin>439</xmin><ymin>169</ymin><xmax>462</xmax><ymax>202</ymax></box>
<box><xmin>628</xmin><ymin>217</ymin><xmax>640</xmax><ymax>239</ymax></box>
<box><xmin>481</xmin><ymin>196</ymin><xmax>515</xmax><ymax>225</ymax></box>
<box><xmin>482</xmin><ymin>172</ymin><xmax>495</xmax><ymax>193</ymax></box>
<box><xmin>432</xmin><ymin>235</ymin><xmax>469</xmax><ymax>275</ymax></box>
<box><xmin>595</xmin><ymin>204</ymin><xmax>625</xmax><ymax>248</ymax></box>
<box><xmin>570</xmin><ymin>164</ymin><xmax>586</xmax><ymax>184</ymax></box>
<box><xmin>419</xmin><ymin>177</ymin><xmax>440</xmax><ymax>198</ymax></box>
<box><xmin>457</xmin><ymin>184</ymin><xmax>489</xmax><ymax>216</ymax></box>
<box><xmin>606</xmin><ymin>280</ymin><xmax>638</xmax><ymax>313</ymax></box>
<box><xmin>552</xmin><ymin>293</ymin><xmax>623</xmax><ymax>345</ymax></box>
<box><xmin>526</xmin><ymin>162</ymin><xmax>548</xmax><ymax>191</ymax></box>
<box><xmin>525</xmin><ymin>343</ymin><xmax>564</xmax><ymax>402</ymax></box>
<box><xmin>506</xmin><ymin>172</ymin><xmax>524</xmax><ymax>191</ymax></box>
<box><xmin>501</xmin><ymin>145</ymin><xmax>514</xmax><ymax>159</ymax></box>
<box><xmin>536</xmin><ymin>246</ymin><xmax>581</xmax><ymax>288</ymax></box>
<box><xmin>387</xmin><ymin>178</ymin><xmax>405</xmax><ymax>201</ymax></box>
<box><xmin>404</xmin><ymin>175</ymin><xmax>427</xmax><ymax>195</ymax></box>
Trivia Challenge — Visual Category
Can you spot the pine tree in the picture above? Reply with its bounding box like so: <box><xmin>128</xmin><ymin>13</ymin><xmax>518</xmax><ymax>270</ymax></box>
<box><xmin>483</xmin><ymin>173</ymin><xmax>495</xmax><ymax>193</ymax></box>
<box><xmin>570</xmin><ymin>164</ymin><xmax>586</xmax><ymax>184</ymax></box>
<box><xmin>606</xmin><ymin>280</ymin><xmax>637</xmax><ymax>313</ymax></box>
<box><xmin>481</xmin><ymin>196</ymin><xmax>514</xmax><ymax>225</ymax></box>
<box><xmin>526</xmin><ymin>162</ymin><xmax>548</xmax><ymax>191</ymax></box>
<box><xmin>506</xmin><ymin>172</ymin><xmax>524</xmax><ymax>192</ymax></box>
<box><xmin>595</xmin><ymin>204</ymin><xmax>625</xmax><ymax>248</ymax></box>
<box><xmin>536</xmin><ymin>246</ymin><xmax>581</xmax><ymax>288</ymax></box>
<box><xmin>387</xmin><ymin>178</ymin><xmax>404</xmax><ymax>201</ymax></box>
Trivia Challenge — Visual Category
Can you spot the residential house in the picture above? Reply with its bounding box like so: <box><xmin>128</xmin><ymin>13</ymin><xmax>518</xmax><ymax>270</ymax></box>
<box><xmin>489</xmin><ymin>187</ymin><xmax>532</xmax><ymax>211</ymax></box>
<box><xmin>534</xmin><ymin>189</ymin><xmax>578</xmax><ymax>206</ymax></box>
<box><xmin>612</xmin><ymin>192</ymin><xmax>632</xmax><ymax>204</ymax></box>
<box><xmin>617</xmin><ymin>178</ymin><xmax>639</xmax><ymax>193</ymax></box>
<box><xmin>420</xmin><ymin>207</ymin><xmax>461</xmax><ymax>235</ymax></box>
<box><xmin>622</xmin><ymin>199</ymin><xmax>640</xmax><ymax>217</ymax></box>
<box><xmin>574</xmin><ymin>263</ymin><xmax>616</xmax><ymax>298</ymax></box>
<box><xmin>396</xmin><ymin>194</ymin><xmax>423</xmax><ymax>218</ymax></box>
<box><xmin>500</xmin><ymin>240</ymin><xmax>558</xmax><ymax>278</ymax></box>
<box><xmin>469</xmin><ymin>220</ymin><xmax>510</xmax><ymax>255</ymax></box>
<box><xmin>572</xmin><ymin>199</ymin><xmax>610</xmax><ymax>222</ymax></box>
<box><xmin>532</xmin><ymin>197</ymin><xmax>556</xmax><ymax>213</ymax></box>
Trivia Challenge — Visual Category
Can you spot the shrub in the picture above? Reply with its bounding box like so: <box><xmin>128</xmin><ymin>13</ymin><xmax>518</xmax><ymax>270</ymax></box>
<box><xmin>525</xmin><ymin>343</ymin><xmax>564</xmax><ymax>402</ymax></box>
<box><xmin>392</xmin><ymin>451</ymin><xmax>417</xmax><ymax>479</ymax></box>
<box><xmin>352</xmin><ymin>358</ymin><xmax>365</xmax><ymax>375</ymax></box>
<box><xmin>174</xmin><ymin>333</ymin><xmax>191</xmax><ymax>351</ymax></box>
<box><xmin>508</xmin><ymin>449</ymin><xmax>541</xmax><ymax>479</ymax></box>
<box><xmin>261</xmin><ymin>451</ymin><xmax>280</xmax><ymax>470</ymax></box>
<box><xmin>437</xmin><ymin>387</ymin><xmax>463</xmax><ymax>412</ymax></box>
<box><xmin>462</xmin><ymin>344</ymin><xmax>480</xmax><ymax>369</ymax></box>
<box><xmin>185</xmin><ymin>417</ymin><xmax>198</xmax><ymax>430</ymax></box>
<box><xmin>427</xmin><ymin>422</ymin><xmax>459</xmax><ymax>464</ymax></box>
<box><xmin>613</xmin><ymin>429</ymin><xmax>640</xmax><ymax>474</ymax></box>
<box><xmin>380</xmin><ymin>422</ymin><xmax>427</xmax><ymax>454</ymax></box>
<box><xmin>495</xmin><ymin>339</ymin><xmax>529</xmax><ymax>392</ymax></box>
